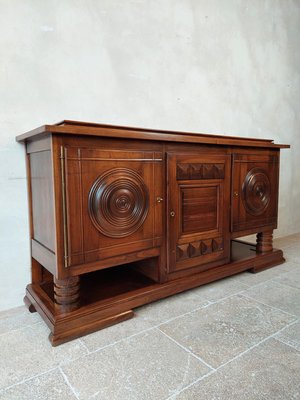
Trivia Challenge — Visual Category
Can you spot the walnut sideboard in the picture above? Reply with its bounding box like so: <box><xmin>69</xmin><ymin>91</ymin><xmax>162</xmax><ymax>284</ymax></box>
<box><xmin>16</xmin><ymin>120</ymin><xmax>289</xmax><ymax>345</ymax></box>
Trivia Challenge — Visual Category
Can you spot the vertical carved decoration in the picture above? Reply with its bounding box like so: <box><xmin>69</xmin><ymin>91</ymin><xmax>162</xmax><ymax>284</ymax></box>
<box><xmin>256</xmin><ymin>231</ymin><xmax>273</xmax><ymax>253</ymax></box>
<box><xmin>88</xmin><ymin>168</ymin><xmax>149</xmax><ymax>238</ymax></box>
<box><xmin>242</xmin><ymin>168</ymin><xmax>271</xmax><ymax>216</ymax></box>
<box><xmin>54</xmin><ymin>276</ymin><xmax>80</xmax><ymax>312</ymax></box>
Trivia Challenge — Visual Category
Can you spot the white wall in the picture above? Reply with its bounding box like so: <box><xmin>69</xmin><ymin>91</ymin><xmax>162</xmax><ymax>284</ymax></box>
<box><xmin>0</xmin><ymin>0</ymin><xmax>299</xmax><ymax>311</ymax></box>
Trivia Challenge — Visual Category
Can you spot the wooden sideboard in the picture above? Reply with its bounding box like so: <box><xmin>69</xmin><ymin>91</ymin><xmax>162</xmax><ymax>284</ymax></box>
<box><xmin>16</xmin><ymin>120</ymin><xmax>289</xmax><ymax>345</ymax></box>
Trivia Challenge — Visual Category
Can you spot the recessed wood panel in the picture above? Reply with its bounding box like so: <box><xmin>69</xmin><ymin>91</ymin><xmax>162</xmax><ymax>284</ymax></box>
<box><xmin>181</xmin><ymin>186</ymin><xmax>218</xmax><ymax>234</ymax></box>
<box><xmin>63</xmin><ymin>145</ymin><xmax>163</xmax><ymax>267</ymax></box>
<box><xmin>231</xmin><ymin>153</ymin><xmax>279</xmax><ymax>233</ymax></box>
<box><xmin>167</xmin><ymin>152</ymin><xmax>230</xmax><ymax>273</ymax></box>
<box><xmin>30</xmin><ymin>151</ymin><xmax>55</xmax><ymax>252</ymax></box>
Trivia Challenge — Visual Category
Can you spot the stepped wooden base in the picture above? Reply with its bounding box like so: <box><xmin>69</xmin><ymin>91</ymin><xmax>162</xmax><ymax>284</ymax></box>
<box><xmin>24</xmin><ymin>241</ymin><xmax>285</xmax><ymax>346</ymax></box>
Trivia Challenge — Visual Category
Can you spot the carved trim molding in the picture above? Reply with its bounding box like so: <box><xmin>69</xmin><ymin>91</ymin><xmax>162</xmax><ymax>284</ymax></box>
<box><xmin>242</xmin><ymin>168</ymin><xmax>271</xmax><ymax>216</ymax></box>
<box><xmin>176</xmin><ymin>237</ymin><xmax>224</xmax><ymax>262</ymax></box>
<box><xmin>88</xmin><ymin>168</ymin><xmax>149</xmax><ymax>238</ymax></box>
<box><xmin>177</xmin><ymin>163</ymin><xmax>225</xmax><ymax>180</ymax></box>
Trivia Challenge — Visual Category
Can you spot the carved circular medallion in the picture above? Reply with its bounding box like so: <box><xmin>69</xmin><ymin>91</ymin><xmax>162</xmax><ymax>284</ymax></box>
<box><xmin>242</xmin><ymin>168</ymin><xmax>271</xmax><ymax>216</ymax></box>
<box><xmin>88</xmin><ymin>168</ymin><xmax>149</xmax><ymax>238</ymax></box>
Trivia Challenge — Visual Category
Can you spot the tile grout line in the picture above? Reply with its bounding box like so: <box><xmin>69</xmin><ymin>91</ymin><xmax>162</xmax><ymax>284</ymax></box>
<box><xmin>73</xmin><ymin>283</ymin><xmax>286</xmax><ymax>357</ymax></box>
<box><xmin>59</xmin><ymin>366</ymin><xmax>80</xmax><ymax>400</ymax></box>
<box><xmin>156</xmin><ymin>327</ymin><xmax>216</xmax><ymax>371</ymax></box>
<box><xmin>273</xmin><ymin>336</ymin><xmax>300</xmax><ymax>352</ymax></box>
<box><xmin>0</xmin><ymin>254</ymin><xmax>297</xmax><ymax>393</ymax></box>
<box><xmin>0</xmin><ymin>340</ymin><xmax>90</xmax><ymax>393</ymax></box>
<box><xmin>60</xmin><ymin>280</ymin><xmax>295</xmax><ymax>359</ymax></box>
<box><xmin>269</xmin><ymin>278</ymin><xmax>300</xmax><ymax>291</ymax></box>
<box><xmin>272</xmin><ymin>318</ymin><xmax>300</xmax><ymax>351</ymax></box>
<box><xmin>239</xmin><ymin>292</ymin><xmax>299</xmax><ymax>318</ymax></box>
<box><xmin>77</xmin><ymin>338</ymin><xmax>90</xmax><ymax>354</ymax></box>
<box><xmin>0</xmin><ymin>321</ymin><xmax>43</xmax><ymax>338</ymax></box>
<box><xmin>0</xmin><ymin>367</ymin><xmax>58</xmax><ymax>393</ymax></box>
<box><xmin>79</xmin><ymin>301</ymin><xmax>213</xmax><ymax>355</ymax></box>
<box><xmin>214</xmin><ymin>317</ymin><xmax>300</xmax><ymax>371</ymax></box>
<box><xmin>164</xmin><ymin>369</ymin><xmax>216</xmax><ymax>400</ymax></box>
<box><xmin>162</xmin><ymin>317</ymin><xmax>300</xmax><ymax>400</ymax></box>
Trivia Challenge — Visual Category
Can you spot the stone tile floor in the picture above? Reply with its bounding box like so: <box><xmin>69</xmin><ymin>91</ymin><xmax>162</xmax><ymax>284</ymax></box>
<box><xmin>0</xmin><ymin>234</ymin><xmax>299</xmax><ymax>399</ymax></box>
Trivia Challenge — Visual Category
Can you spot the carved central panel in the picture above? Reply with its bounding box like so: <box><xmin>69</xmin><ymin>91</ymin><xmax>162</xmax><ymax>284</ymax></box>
<box><xmin>176</xmin><ymin>237</ymin><xmax>224</xmax><ymax>262</ymax></box>
<box><xmin>177</xmin><ymin>163</ymin><xmax>225</xmax><ymax>180</ymax></box>
<box><xmin>88</xmin><ymin>168</ymin><xmax>149</xmax><ymax>238</ymax></box>
<box><xmin>242</xmin><ymin>168</ymin><xmax>271</xmax><ymax>216</ymax></box>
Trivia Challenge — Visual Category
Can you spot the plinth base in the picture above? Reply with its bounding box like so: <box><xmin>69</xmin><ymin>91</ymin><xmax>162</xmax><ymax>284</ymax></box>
<box><xmin>24</xmin><ymin>240</ymin><xmax>285</xmax><ymax>346</ymax></box>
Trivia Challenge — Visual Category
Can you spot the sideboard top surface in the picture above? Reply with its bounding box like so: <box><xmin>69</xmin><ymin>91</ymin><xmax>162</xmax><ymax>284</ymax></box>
<box><xmin>16</xmin><ymin>119</ymin><xmax>289</xmax><ymax>149</ymax></box>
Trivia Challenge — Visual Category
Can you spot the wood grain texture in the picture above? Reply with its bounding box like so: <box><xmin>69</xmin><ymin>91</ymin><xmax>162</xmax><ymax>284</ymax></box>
<box><xmin>167</xmin><ymin>152</ymin><xmax>231</xmax><ymax>273</ymax></box>
<box><xmin>54</xmin><ymin>276</ymin><xmax>80</xmax><ymax>313</ymax></box>
<box><xmin>256</xmin><ymin>230</ymin><xmax>273</xmax><ymax>253</ymax></box>
<box><xmin>231</xmin><ymin>153</ymin><xmax>279</xmax><ymax>234</ymax></box>
<box><xmin>23</xmin><ymin>240</ymin><xmax>285</xmax><ymax>345</ymax></box>
<box><xmin>16</xmin><ymin>120</ymin><xmax>289</xmax><ymax>149</ymax></box>
<box><xmin>17</xmin><ymin>121</ymin><xmax>288</xmax><ymax>345</ymax></box>
<box><xmin>30</xmin><ymin>151</ymin><xmax>56</xmax><ymax>252</ymax></box>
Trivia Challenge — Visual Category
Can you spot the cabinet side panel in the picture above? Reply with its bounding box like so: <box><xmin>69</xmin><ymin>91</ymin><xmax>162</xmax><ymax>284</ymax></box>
<box><xmin>30</xmin><ymin>151</ymin><xmax>56</xmax><ymax>252</ymax></box>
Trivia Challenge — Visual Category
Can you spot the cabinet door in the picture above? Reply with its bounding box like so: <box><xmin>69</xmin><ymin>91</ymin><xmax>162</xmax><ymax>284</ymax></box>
<box><xmin>231</xmin><ymin>153</ymin><xmax>279</xmax><ymax>233</ymax></box>
<box><xmin>167</xmin><ymin>153</ymin><xmax>230</xmax><ymax>273</ymax></box>
<box><xmin>63</xmin><ymin>146</ymin><xmax>163</xmax><ymax>267</ymax></box>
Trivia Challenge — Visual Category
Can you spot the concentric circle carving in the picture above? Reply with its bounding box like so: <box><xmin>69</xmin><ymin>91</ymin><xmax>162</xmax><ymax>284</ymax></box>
<box><xmin>88</xmin><ymin>168</ymin><xmax>149</xmax><ymax>238</ymax></box>
<box><xmin>242</xmin><ymin>168</ymin><xmax>271</xmax><ymax>216</ymax></box>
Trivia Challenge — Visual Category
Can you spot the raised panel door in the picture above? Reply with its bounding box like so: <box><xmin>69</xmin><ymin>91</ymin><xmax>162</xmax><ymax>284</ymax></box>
<box><xmin>62</xmin><ymin>145</ymin><xmax>163</xmax><ymax>267</ymax></box>
<box><xmin>167</xmin><ymin>153</ymin><xmax>230</xmax><ymax>273</ymax></box>
<box><xmin>231</xmin><ymin>153</ymin><xmax>279</xmax><ymax>233</ymax></box>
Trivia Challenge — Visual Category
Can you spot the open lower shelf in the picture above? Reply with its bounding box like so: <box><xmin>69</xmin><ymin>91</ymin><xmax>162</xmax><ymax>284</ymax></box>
<box><xmin>27</xmin><ymin>240</ymin><xmax>285</xmax><ymax>345</ymax></box>
<box><xmin>41</xmin><ymin>264</ymin><xmax>157</xmax><ymax>307</ymax></box>
<box><xmin>40</xmin><ymin>240</ymin><xmax>279</xmax><ymax>311</ymax></box>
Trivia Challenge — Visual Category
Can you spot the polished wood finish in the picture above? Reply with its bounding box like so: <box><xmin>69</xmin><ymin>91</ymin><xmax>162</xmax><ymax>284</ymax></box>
<box><xmin>231</xmin><ymin>153</ymin><xmax>279</xmax><ymax>233</ymax></box>
<box><xmin>167</xmin><ymin>153</ymin><xmax>230</xmax><ymax>274</ymax></box>
<box><xmin>16</xmin><ymin>121</ymin><xmax>289</xmax><ymax>345</ymax></box>
<box><xmin>54</xmin><ymin>276</ymin><xmax>80</xmax><ymax>313</ymax></box>
<box><xmin>256</xmin><ymin>231</ymin><xmax>273</xmax><ymax>253</ymax></box>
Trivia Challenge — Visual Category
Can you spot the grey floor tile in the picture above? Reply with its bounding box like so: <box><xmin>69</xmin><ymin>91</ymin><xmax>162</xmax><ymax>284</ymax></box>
<box><xmin>80</xmin><ymin>314</ymin><xmax>153</xmax><ymax>352</ymax></box>
<box><xmin>59</xmin><ymin>272</ymin><xmax>268</xmax><ymax>354</ymax></box>
<box><xmin>135</xmin><ymin>290</ymin><xmax>210</xmax><ymax>325</ymax></box>
<box><xmin>159</xmin><ymin>295</ymin><xmax>295</xmax><ymax>368</ymax></box>
<box><xmin>62</xmin><ymin>329</ymin><xmax>210</xmax><ymax>400</ymax></box>
<box><xmin>0</xmin><ymin>306</ymin><xmax>41</xmax><ymax>335</ymax></box>
<box><xmin>282</xmin><ymin>244</ymin><xmax>300</xmax><ymax>263</ymax></box>
<box><xmin>274</xmin><ymin>260</ymin><xmax>299</xmax><ymax>273</ymax></box>
<box><xmin>0</xmin><ymin>323</ymin><xmax>87</xmax><ymax>390</ymax></box>
<box><xmin>188</xmin><ymin>276</ymin><xmax>248</xmax><ymax>302</ymax></box>
<box><xmin>272</xmin><ymin>268</ymin><xmax>300</xmax><ymax>289</ymax></box>
<box><xmin>0</xmin><ymin>370</ymin><xmax>77</xmax><ymax>400</ymax></box>
<box><xmin>231</xmin><ymin>265</ymin><xmax>288</xmax><ymax>287</ymax></box>
<box><xmin>274</xmin><ymin>236</ymin><xmax>300</xmax><ymax>249</ymax></box>
<box><xmin>172</xmin><ymin>338</ymin><xmax>300</xmax><ymax>400</ymax></box>
<box><xmin>243</xmin><ymin>280</ymin><xmax>300</xmax><ymax>316</ymax></box>
<box><xmin>274</xmin><ymin>320</ymin><xmax>300</xmax><ymax>350</ymax></box>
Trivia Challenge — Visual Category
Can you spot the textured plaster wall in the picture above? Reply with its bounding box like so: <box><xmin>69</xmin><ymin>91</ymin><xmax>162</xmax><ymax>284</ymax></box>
<box><xmin>0</xmin><ymin>0</ymin><xmax>299</xmax><ymax>311</ymax></box>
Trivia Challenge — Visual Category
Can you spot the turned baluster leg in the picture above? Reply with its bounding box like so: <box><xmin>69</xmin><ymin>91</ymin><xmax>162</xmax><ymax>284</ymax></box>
<box><xmin>54</xmin><ymin>276</ymin><xmax>80</xmax><ymax>313</ymax></box>
<box><xmin>256</xmin><ymin>230</ymin><xmax>273</xmax><ymax>253</ymax></box>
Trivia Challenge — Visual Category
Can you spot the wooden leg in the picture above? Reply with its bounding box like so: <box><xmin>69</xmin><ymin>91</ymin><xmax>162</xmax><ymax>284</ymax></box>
<box><xmin>256</xmin><ymin>230</ymin><xmax>273</xmax><ymax>253</ymax></box>
<box><xmin>54</xmin><ymin>276</ymin><xmax>80</xmax><ymax>313</ymax></box>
